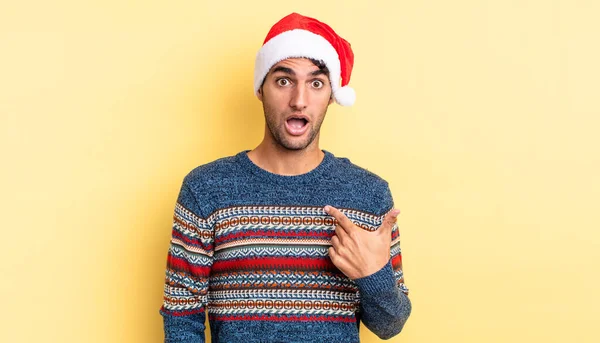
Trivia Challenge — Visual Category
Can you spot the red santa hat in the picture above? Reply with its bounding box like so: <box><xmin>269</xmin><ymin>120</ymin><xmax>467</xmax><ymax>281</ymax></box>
<box><xmin>254</xmin><ymin>12</ymin><xmax>356</xmax><ymax>106</ymax></box>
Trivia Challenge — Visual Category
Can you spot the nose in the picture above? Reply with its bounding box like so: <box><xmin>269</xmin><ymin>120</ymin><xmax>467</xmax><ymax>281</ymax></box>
<box><xmin>289</xmin><ymin>84</ymin><xmax>308</xmax><ymax>110</ymax></box>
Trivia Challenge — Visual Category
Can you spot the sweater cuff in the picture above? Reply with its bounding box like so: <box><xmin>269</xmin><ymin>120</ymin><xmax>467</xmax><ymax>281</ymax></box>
<box><xmin>353</xmin><ymin>260</ymin><xmax>396</xmax><ymax>296</ymax></box>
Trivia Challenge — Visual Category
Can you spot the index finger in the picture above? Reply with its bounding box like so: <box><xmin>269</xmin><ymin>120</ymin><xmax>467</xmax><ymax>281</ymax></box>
<box><xmin>324</xmin><ymin>205</ymin><xmax>354</xmax><ymax>232</ymax></box>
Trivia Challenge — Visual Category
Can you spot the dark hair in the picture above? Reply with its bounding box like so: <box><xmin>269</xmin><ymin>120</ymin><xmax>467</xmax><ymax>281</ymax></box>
<box><xmin>259</xmin><ymin>58</ymin><xmax>330</xmax><ymax>90</ymax></box>
<box><xmin>308</xmin><ymin>58</ymin><xmax>330</xmax><ymax>76</ymax></box>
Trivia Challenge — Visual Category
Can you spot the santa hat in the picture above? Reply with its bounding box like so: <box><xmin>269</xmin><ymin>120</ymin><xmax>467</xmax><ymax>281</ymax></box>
<box><xmin>254</xmin><ymin>12</ymin><xmax>356</xmax><ymax>106</ymax></box>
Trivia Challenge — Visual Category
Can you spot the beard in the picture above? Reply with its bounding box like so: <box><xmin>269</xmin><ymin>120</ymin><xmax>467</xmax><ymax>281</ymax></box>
<box><xmin>262</xmin><ymin>102</ymin><xmax>328</xmax><ymax>151</ymax></box>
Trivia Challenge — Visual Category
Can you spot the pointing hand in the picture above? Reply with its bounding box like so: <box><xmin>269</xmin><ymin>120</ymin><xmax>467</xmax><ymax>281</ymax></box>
<box><xmin>324</xmin><ymin>205</ymin><xmax>400</xmax><ymax>280</ymax></box>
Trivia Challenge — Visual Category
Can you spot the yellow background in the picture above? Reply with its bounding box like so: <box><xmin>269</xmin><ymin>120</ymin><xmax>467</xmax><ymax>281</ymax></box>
<box><xmin>2</xmin><ymin>1</ymin><xmax>598</xmax><ymax>342</ymax></box>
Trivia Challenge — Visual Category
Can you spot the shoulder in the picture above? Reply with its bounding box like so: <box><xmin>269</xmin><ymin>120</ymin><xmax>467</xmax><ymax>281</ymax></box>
<box><xmin>334</xmin><ymin>154</ymin><xmax>389</xmax><ymax>187</ymax></box>
<box><xmin>329</xmin><ymin>152</ymin><xmax>394</xmax><ymax>215</ymax></box>
<box><xmin>183</xmin><ymin>153</ymin><xmax>239</xmax><ymax>187</ymax></box>
<box><xmin>177</xmin><ymin>152</ymin><xmax>242</xmax><ymax>216</ymax></box>
<box><xmin>331</xmin><ymin>152</ymin><xmax>390</xmax><ymax>191</ymax></box>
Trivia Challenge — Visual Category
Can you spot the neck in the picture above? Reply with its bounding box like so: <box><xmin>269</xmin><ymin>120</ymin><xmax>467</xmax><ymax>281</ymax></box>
<box><xmin>247</xmin><ymin>141</ymin><xmax>324</xmax><ymax>176</ymax></box>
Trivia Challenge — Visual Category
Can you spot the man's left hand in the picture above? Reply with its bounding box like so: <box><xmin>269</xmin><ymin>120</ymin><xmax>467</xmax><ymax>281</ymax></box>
<box><xmin>324</xmin><ymin>205</ymin><xmax>401</xmax><ymax>280</ymax></box>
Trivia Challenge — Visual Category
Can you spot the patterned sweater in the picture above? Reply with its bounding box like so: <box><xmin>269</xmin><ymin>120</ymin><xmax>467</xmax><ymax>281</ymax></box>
<box><xmin>159</xmin><ymin>150</ymin><xmax>412</xmax><ymax>342</ymax></box>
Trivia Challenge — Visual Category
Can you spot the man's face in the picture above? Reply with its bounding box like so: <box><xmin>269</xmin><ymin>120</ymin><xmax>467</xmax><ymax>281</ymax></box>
<box><xmin>257</xmin><ymin>58</ymin><xmax>334</xmax><ymax>151</ymax></box>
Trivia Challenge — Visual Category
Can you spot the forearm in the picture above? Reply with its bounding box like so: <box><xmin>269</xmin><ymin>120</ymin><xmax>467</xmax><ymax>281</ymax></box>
<box><xmin>354</xmin><ymin>260</ymin><xmax>412</xmax><ymax>339</ymax></box>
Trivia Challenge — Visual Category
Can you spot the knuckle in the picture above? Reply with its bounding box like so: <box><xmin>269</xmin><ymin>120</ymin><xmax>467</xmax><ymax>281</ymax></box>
<box><xmin>338</xmin><ymin>246</ymin><xmax>349</xmax><ymax>257</ymax></box>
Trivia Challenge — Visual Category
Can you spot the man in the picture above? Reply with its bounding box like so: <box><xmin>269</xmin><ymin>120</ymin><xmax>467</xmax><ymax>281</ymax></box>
<box><xmin>159</xmin><ymin>12</ymin><xmax>412</xmax><ymax>343</ymax></box>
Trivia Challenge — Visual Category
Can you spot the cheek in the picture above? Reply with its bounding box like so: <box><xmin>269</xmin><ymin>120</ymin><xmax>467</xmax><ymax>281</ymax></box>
<box><xmin>263</xmin><ymin>88</ymin><xmax>288</xmax><ymax>105</ymax></box>
<box><xmin>314</xmin><ymin>91</ymin><xmax>332</xmax><ymax>106</ymax></box>
<box><xmin>313</xmin><ymin>86</ymin><xmax>333</xmax><ymax>101</ymax></box>
<box><xmin>262</xmin><ymin>97</ymin><xmax>286</xmax><ymax>123</ymax></box>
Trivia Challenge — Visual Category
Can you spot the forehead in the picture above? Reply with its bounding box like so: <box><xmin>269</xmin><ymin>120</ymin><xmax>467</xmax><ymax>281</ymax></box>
<box><xmin>268</xmin><ymin>58</ymin><xmax>322</xmax><ymax>75</ymax></box>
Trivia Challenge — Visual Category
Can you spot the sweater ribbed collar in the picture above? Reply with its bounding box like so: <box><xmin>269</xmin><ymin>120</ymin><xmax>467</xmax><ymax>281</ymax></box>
<box><xmin>235</xmin><ymin>149</ymin><xmax>335</xmax><ymax>185</ymax></box>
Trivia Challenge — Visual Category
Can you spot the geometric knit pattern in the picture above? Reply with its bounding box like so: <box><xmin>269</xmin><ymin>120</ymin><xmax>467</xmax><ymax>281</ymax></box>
<box><xmin>160</xmin><ymin>150</ymin><xmax>411</xmax><ymax>343</ymax></box>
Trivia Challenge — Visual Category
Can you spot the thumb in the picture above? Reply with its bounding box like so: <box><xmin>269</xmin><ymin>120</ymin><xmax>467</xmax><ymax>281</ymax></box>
<box><xmin>380</xmin><ymin>209</ymin><xmax>401</xmax><ymax>234</ymax></box>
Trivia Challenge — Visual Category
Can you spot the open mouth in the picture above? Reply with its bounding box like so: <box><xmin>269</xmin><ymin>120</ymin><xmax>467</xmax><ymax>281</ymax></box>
<box><xmin>285</xmin><ymin>116</ymin><xmax>309</xmax><ymax>136</ymax></box>
<box><xmin>287</xmin><ymin>117</ymin><xmax>308</xmax><ymax>129</ymax></box>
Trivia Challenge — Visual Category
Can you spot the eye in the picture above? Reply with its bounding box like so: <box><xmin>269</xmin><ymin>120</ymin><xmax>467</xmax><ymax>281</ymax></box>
<box><xmin>311</xmin><ymin>80</ymin><xmax>324</xmax><ymax>89</ymax></box>
<box><xmin>276</xmin><ymin>78</ymin><xmax>291</xmax><ymax>86</ymax></box>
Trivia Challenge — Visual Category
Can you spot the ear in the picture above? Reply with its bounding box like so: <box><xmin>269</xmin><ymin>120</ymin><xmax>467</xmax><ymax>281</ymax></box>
<box><xmin>257</xmin><ymin>87</ymin><xmax>263</xmax><ymax>102</ymax></box>
<box><xmin>328</xmin><ymin>95</ymin><xmax>334</xmax><ymax>105</ymax></box>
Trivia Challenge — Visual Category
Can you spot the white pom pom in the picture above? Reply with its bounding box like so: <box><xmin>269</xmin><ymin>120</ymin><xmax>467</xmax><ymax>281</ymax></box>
<box><xmin>334</xmin><ymin>86</ymin><xmax>356</xmax><ymax>106</ymax></box>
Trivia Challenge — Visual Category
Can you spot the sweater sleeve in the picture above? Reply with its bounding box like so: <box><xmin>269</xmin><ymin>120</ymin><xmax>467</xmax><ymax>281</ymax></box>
<box><xmin>353</xmin><ymin>188</ymin><xmax>412</xmax><ymax>339</ymax></box>
<box><xmin>159</xmin><ymin>179</ymin><xmax>214</xmax><ymax>342</ymax></box>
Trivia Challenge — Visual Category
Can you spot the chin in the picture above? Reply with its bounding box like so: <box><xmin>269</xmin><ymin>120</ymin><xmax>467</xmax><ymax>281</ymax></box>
<box><xmin>279</xmin><ymin>140</ymin><xmax>311</xmax><ymax>151</ymax></box>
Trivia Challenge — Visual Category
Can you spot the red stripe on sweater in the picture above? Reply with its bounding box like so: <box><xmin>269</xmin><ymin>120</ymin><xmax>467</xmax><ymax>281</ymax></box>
<box><xmin>212</xmin><ymin>256</ymin><xmax>335</xmax><ymax>272</ymax></box>
<box><xmin>391</xmin><ymin>254</ymin><xmax>402</xmax><ymax>269</ymax></box>
<box><xmin>168</xmin><ymin>255</ymin><xmax>211</xmax><ymax>276</ymax></box>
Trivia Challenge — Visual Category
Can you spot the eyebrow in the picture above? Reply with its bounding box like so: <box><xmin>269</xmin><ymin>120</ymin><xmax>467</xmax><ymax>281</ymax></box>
<box><xmin>310</xmin><ymin>69</ymin><xmax>328</xmax><ymax>77</ymax></box>
<box><xmin>270</xmin><ymin>66</ymin><xmax>328</xmax><ymax>78</ymax></box>
<box><xmin>271</xmin><ymin>66</ymin><xmax>295</xmax><ymax>75</ymax></box>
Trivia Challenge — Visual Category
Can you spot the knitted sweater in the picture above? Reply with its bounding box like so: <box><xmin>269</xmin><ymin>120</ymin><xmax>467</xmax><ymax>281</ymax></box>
<box><xmin>159</xmin><ymin>150</ymin><xmax>412</xmax><ymax>343</ymax></box>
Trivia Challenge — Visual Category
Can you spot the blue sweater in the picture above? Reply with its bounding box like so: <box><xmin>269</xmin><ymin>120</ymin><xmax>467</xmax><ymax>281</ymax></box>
<box><xmin>159</xmin><ymin>150</ymin><xmax>411</xmax><ymax>342</ymax></box>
